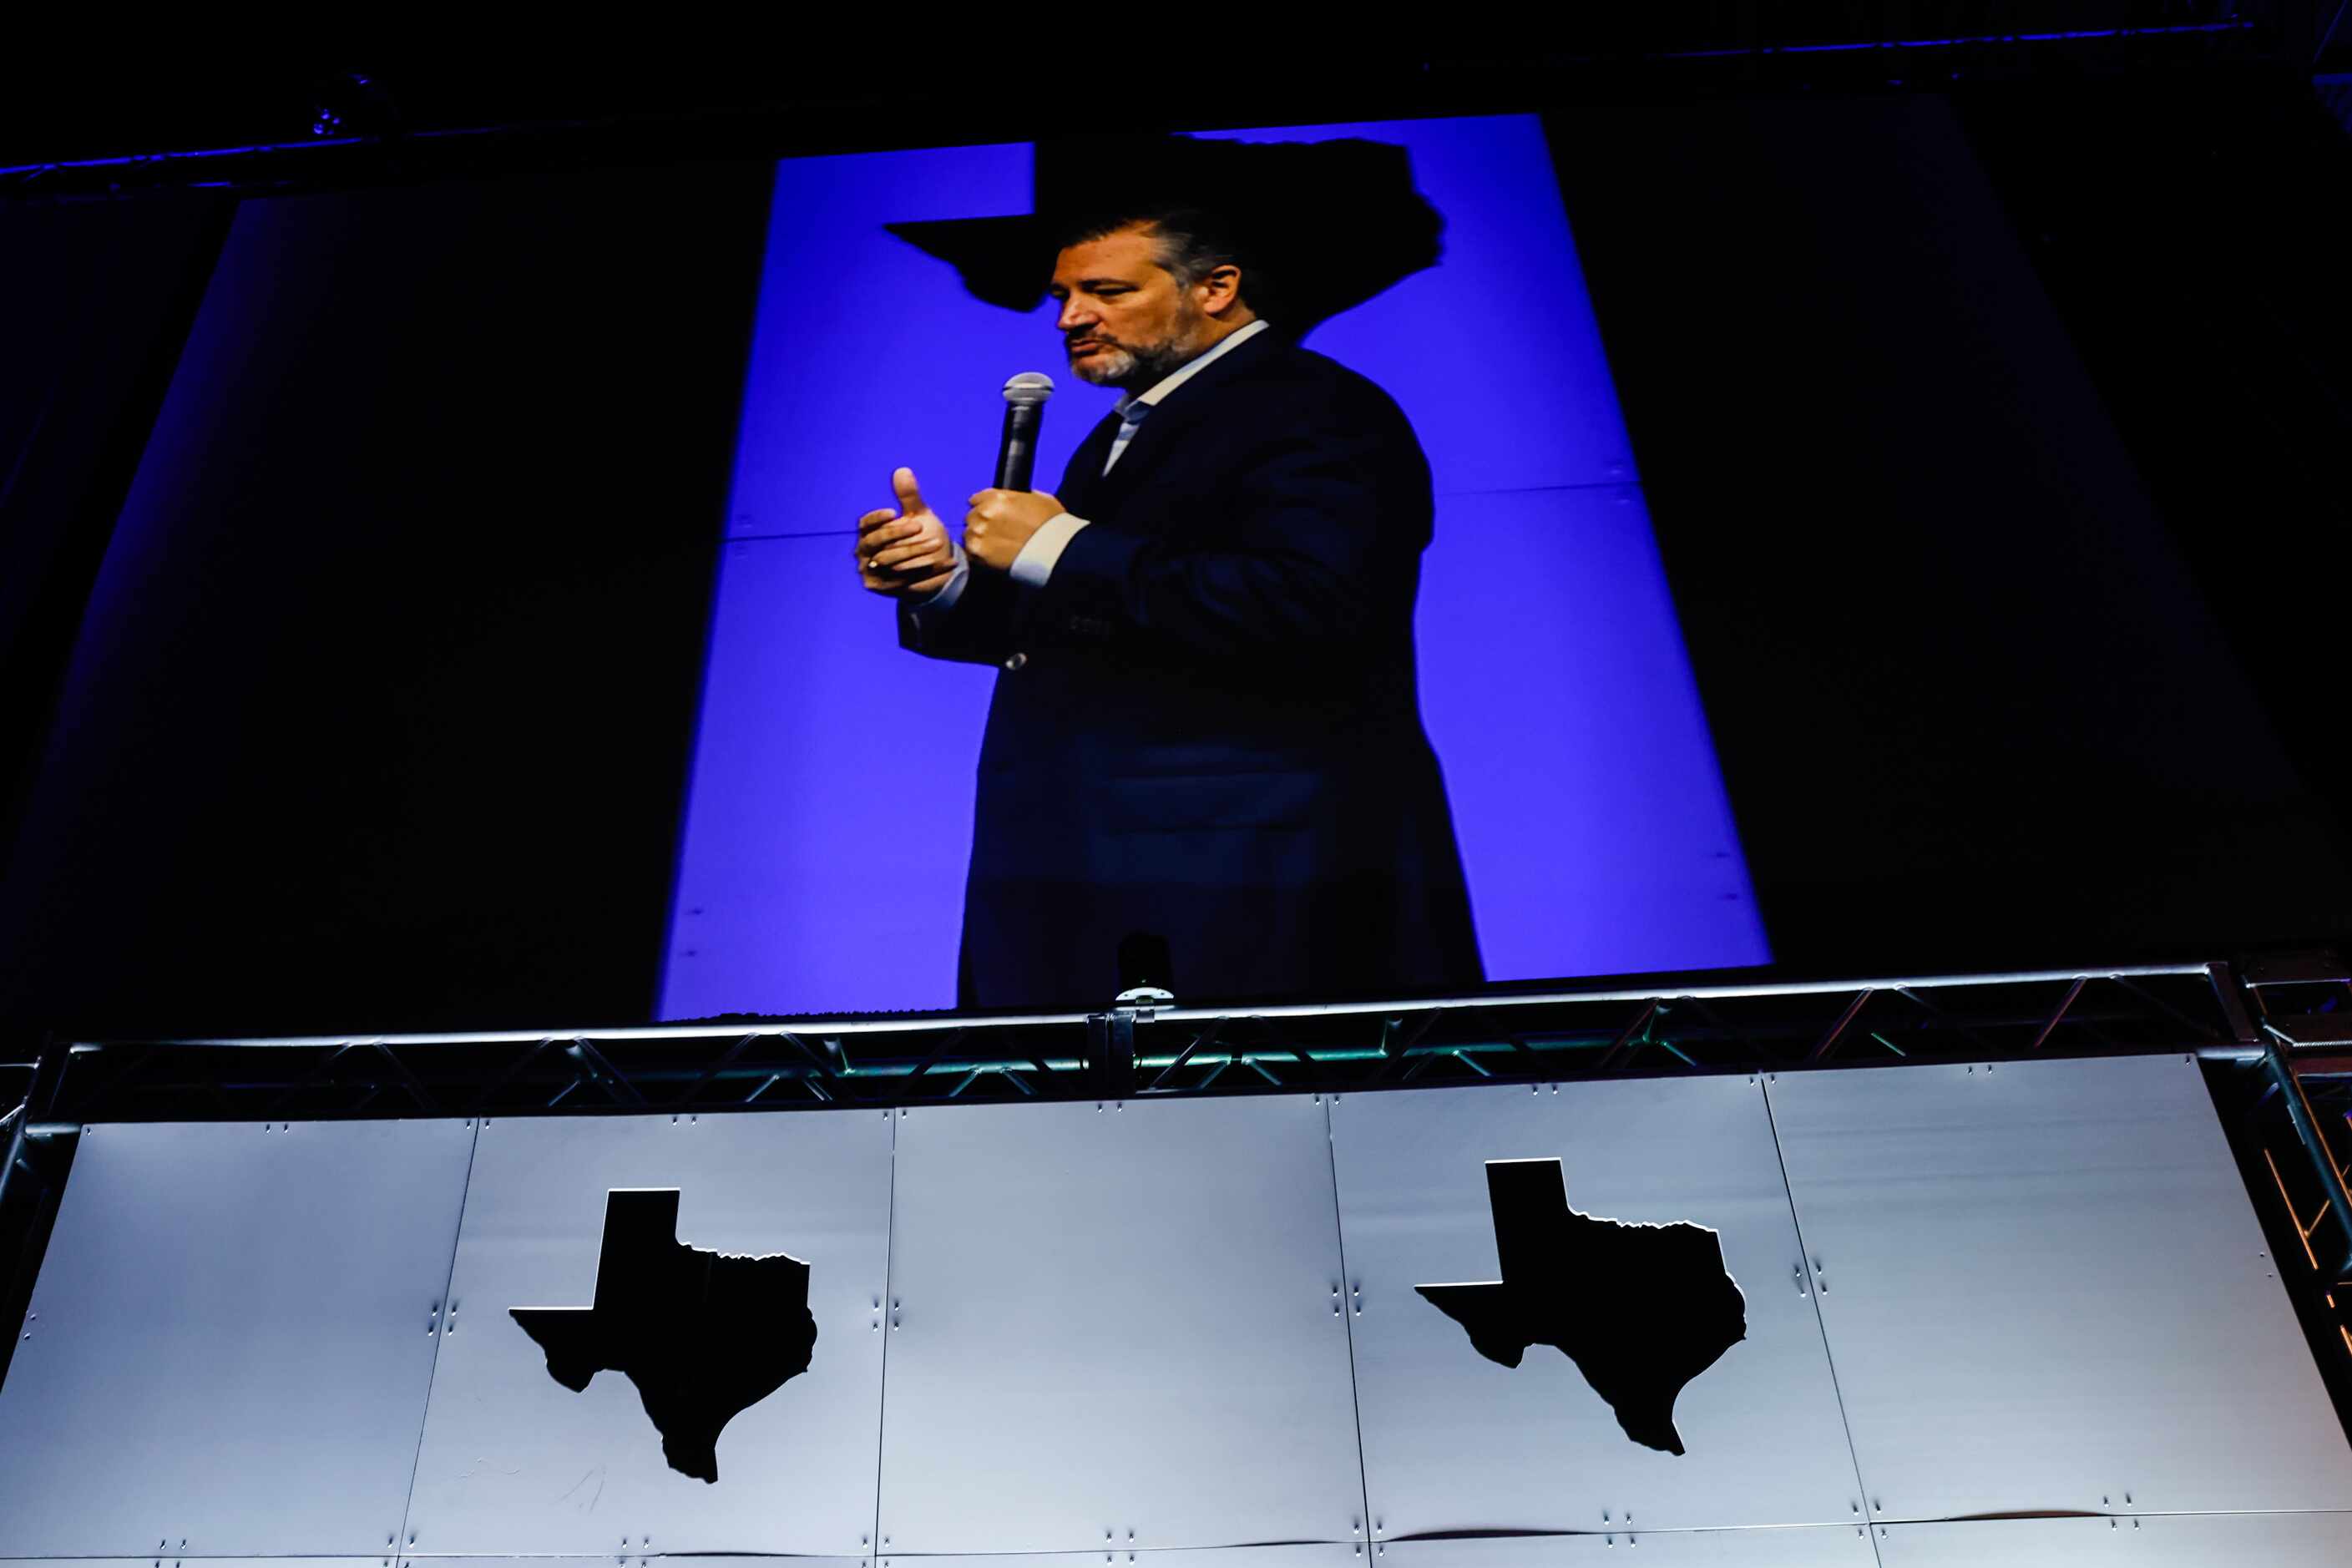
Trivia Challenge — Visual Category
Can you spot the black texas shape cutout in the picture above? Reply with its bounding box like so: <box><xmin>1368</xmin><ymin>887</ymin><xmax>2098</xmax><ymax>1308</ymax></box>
<box><xmin>1417</xmin><ymin>1159</ymin><xmax>1746</xmax><ymax>1455</ymax></box>
<box><xmin>510</xmin><ymin>1189</ymin><xmax>817</xmax><ymax>1483</ymax></box>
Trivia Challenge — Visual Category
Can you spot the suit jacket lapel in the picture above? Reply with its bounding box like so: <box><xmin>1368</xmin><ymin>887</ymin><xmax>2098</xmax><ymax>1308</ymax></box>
<box><xmin>1080</xmin><ymin>328</ymin><xmax>1287</xmax><ymax>513</ymax></box>
<box><xmin>1055</xmin><ymin>410</ymin><xmax>1124</xmax><ymax>518</ymax></box>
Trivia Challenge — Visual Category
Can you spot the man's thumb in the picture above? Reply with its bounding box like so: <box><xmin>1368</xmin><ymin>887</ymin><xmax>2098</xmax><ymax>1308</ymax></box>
<box><xmin>893</xmin><ymin>467</ymin><xmax>928</xmax><ymax>514</ymax></box>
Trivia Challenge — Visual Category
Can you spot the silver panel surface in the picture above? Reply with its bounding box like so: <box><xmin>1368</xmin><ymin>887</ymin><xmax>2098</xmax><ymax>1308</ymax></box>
<box><xmin>0</xmin><ymin>1560</ymin><xmax>392</xmax><ymax>1568</ymax></box>
<box><xmin>1332</xmin><ymin>1079</ymin><xmax>1860</xmax><ymax>1535</ymax></box>
<box><xmin>0</xmin><ymin>1120</ymin><xmax>475</xmax><ymax>1557</ymax></box>
<box><xmin>0</xmin><ymin>1560</ymin><xmax>394</xmax><ymax>1568</ymax></box>
<box><xmin>898</xmin><ymin>1548</ymin><xmax>1357</xmax><ymax>1568</ymax></box>
<box><xmin>402</xmin><ymin>1111</ymin><xmax>893</xmax><ymax>1555</ymax></box>
<box><xmin>1383</xmin><ymin>1528</ymin><xmax>1877</xmax><ymax>1565</ymax></box>
<box><xmin>1877</xmin><ymin>1512</ymin><xmax>2352</xmax><ymax>1565</ymax></box>
<box><xmin>876</xmin><ymin>1095</ymin><xmax>1363</xmax><ymax>1552</ymax></box>
<box><xmin>404</xmin><ymin>1559</ymin><xmax>870</xmax><ymax>1568</ymax></box>
<box><xmin>1769</xmin><ymin>1054</ymin><xmax>2352</xmax><ymax>1520</ymax></box>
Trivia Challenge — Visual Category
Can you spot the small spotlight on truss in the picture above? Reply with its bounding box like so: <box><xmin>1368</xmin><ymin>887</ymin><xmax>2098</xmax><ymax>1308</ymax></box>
<box><xmin>309</xmin><ymin>71</ymin><xmax>400</xmax><ymax>139</ymax></box>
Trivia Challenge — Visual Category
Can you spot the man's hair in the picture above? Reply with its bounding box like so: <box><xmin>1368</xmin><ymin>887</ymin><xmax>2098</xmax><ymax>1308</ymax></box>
<box><xmin>1055</xmin><ymin>206</ymin><xmax>1278</xmax><ymax>321</ymax></box>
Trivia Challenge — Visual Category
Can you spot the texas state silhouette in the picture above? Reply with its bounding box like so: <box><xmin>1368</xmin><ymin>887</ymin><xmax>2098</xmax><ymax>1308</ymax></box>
<box><xmin>511</xmin><ymin>1188</ymin><xmax>817</xmax><ymax>1482</ymax></box>
<box><xmin>1417</xmin><ymin>1158</ymin><xmax>1746</xmax><ymax>1454</ymax></box>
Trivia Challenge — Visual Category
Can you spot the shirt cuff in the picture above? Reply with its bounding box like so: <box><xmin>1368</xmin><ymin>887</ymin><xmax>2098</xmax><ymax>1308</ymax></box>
<box><xmin>908</xmin><ymin>545</ymin><xmax>970</xmax><ymax>613</ymax></box>
<box><xmin>1009</xmin><ymin>513</ymin><xmax>1090</xmax><ymax>589</ymax></box>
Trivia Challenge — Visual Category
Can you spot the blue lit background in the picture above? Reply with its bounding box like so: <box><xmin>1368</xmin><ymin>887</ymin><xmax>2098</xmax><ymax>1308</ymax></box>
<box><xmin>662</xmin><ymin>114</ymin><xmax>1768</xmax><ymax>1016</ymax></box>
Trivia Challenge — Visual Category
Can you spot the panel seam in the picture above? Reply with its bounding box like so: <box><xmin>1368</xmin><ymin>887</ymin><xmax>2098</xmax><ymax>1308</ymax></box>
<box><xmin>393</xmin><ymin>1116</ymin><xmax>484</xmax><ymax>1560</ymax></box>
<box><xmin>870</xmin><ymin>1110</ymin><xmax>898</xmax><ymax>1565</ymax></box>
<box><xmin>1322</xmin><ymin>1095</ymin><xmax>1377</xmax><ymax>1555</ymax></box>
<box><xmin>1759</xmin><ymin>1076</ymin><xmax>1885</xmax><ymax>1568</ymax></box>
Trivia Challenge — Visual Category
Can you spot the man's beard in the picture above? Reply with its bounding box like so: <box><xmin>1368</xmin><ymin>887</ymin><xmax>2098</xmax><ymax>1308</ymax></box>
<box><xmin>1068</xmin><ymin>311</ymin><xmax>1205</xmax><ymax>390</ymax></box>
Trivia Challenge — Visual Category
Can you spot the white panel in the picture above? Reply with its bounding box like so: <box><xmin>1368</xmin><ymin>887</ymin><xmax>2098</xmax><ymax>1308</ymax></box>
<box><xmin>402</xmin><ymin>1111</ymin><xmax>893</xmax><ymax>1555</ymax></box>
<box><xmin>1383</xmin><ymin>1527</ymin><xmax>1877</xmax><ymax>1565</ymax></box>
<box><xmin>877</xmin><ymin>1095</ymin><xmax>1363</xmax><ymax>1552</ymax></box>
<box><xmin>402</xmin><ymin>1559</ymin><xmax>868</xmax><ymax>1568</ymax></box>
<box><xmin>0</xmin><ymin>1560</ymin><xmax>390</xmax><ymax>1568</ymax></box>
<box><xmin>0</xmin><ymin>1120</ymin><xmax>474</xmax><ymax>1556</ymax></box>
<box><xmin>1877</xmin><ymin>1512</ymin><xmax>2352</xmax><ymax>1565</ymax></box>
<box><xmin>1769</xmin><ymin>1054</ymin><xmax>2352</xmax><ymax>1520</ymax></box>
<box><xmin>897</xmin><ymin>1547</ymin><xmax>1356</xmax><ymax>1568</ymax></box>
<box><xmin>1332</xmin><ymin>1079</ymin><xmax>1860</xmax><ymax>1535</ymax></box>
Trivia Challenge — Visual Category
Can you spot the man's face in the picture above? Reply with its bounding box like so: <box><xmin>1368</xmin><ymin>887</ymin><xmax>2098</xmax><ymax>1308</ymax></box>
<box><xmin>1049</xmin><ymin>225</ymin><xmax>1209</xmax><ymax>391</ymax></box>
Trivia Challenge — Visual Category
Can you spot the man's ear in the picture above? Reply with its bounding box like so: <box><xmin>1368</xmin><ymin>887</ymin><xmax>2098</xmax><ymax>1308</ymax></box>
<box><xmin>1197</xmin><ymin>263</ymin><xmax>1246</xmax><ymax>319</ymax></box>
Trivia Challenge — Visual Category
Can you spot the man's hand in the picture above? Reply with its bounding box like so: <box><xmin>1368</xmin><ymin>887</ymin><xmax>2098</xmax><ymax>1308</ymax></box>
<box><xmin>964</xmin><ymin>488</ymin><xmax>1067</xmax><ymax>573</ymax></box>
<box><xmin>857</xmin><ymin>467</ymin><xmax>959</xmax><ymax>599</ymax></box>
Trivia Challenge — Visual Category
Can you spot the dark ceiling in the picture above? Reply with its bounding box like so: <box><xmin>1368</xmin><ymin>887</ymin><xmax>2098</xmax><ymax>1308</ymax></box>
<box><xmin>3</xmin><ymin>8</ymin><xmax>2343</xmax><ymax>186</ymax></box>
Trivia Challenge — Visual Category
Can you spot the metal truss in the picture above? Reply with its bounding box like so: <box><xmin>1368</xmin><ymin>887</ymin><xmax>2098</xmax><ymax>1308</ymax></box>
<box><xmin>2216</xmin><ymin>951</ymin><xmax>2352</xmax><ymax>1411</ymax></box>
<box><xmin>0</xmin><ymin>962</ymin><xmax>2263</xmax><ymax>1129</ymax></box>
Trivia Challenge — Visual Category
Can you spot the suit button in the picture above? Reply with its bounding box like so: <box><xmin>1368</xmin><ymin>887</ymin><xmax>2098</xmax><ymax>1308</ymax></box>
<box><xmin>1002</xmin><ymin>651</ymin><xmax>1028</xmax><ymax>671</ymax></box>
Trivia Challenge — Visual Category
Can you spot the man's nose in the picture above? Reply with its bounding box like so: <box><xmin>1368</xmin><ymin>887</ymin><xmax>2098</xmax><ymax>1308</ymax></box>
<box><xmin>1057</xmin><ymin>298</ymin><xmax>1100</xmax><ymax>333</ymax></box>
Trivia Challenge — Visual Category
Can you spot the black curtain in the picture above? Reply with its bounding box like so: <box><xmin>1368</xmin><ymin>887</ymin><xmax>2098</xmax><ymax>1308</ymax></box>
<box><xmin>0</xmin><ymin>195</ymin><xmax>230</xmax><ymax>855</ymax></box>
<box><xmin>0</xmin><ymin>163</ymin><xmax>771</xmax><ymax>1038</ymax></box>
<box><xmin>1548</xmin><ymin>87</ymin><xmax>2350</xmax><ymax>974</ymax></box>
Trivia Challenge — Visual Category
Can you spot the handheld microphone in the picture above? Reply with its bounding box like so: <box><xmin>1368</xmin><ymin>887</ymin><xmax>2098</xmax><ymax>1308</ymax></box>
<box><xmin>996</xmin><ymin>372</ymin><xmax>1055</xmax><ymax>491</ymax></box>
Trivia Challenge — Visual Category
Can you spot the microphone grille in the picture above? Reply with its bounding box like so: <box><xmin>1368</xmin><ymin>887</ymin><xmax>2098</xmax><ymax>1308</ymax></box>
<box><xmin>1002</xmin><ymin>372</ymin><xmax>1056</xmax><ymax>407</ymax></box>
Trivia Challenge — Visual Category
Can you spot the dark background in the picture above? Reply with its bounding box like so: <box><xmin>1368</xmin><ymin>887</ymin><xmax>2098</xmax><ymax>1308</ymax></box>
<box><xmin>1</xmin><ymin>51</ymin><xmax>2347</xmax><ymax>1038</ymax></box>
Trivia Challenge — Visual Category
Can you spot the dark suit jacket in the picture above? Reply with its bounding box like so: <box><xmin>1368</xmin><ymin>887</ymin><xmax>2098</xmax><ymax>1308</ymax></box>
<box><xmin>901</xmin><ymin>327</ymin><xmax>1482</xmax><ymax>1009</ymax></box>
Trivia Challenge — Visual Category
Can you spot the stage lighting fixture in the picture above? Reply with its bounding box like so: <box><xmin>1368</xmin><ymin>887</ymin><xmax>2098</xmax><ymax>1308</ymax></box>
<box><xmin>309</xmin><ymin>71</ymin><xmax>398</xmax><ymax>139</ymax></box>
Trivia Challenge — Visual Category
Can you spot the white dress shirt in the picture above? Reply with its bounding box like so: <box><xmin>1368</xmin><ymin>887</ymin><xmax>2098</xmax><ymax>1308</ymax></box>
<box><xmin>913</xmin><ymin>319</ymin><xmax>1272</xmax><ymax>612</ymax></box>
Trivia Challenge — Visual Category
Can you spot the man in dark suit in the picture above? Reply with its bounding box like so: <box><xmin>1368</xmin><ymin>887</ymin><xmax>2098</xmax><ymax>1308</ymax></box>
<box><xmin>857</xmin><ymin>209</ymin><xmax>1481</xmax><ymax>1010</ymax></box>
